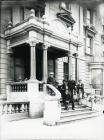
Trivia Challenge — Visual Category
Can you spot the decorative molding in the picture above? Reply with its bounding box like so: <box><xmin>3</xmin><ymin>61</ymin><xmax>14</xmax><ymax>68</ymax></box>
<box><xmin>57</xmin><ymin>12</ymin><xmax>75</xmax><ymax>30</ymax></box>
<box><xmin>84</xmin><ymin>24</ymin><xmax>97</xmax><ymax>37</ymax></box>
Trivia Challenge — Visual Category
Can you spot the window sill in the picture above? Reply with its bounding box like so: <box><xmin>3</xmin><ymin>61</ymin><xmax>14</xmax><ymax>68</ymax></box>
<box><xmin>85</xmin><ymin>53</ymin><xmax>93</xmax><ymax>57</ymax></box>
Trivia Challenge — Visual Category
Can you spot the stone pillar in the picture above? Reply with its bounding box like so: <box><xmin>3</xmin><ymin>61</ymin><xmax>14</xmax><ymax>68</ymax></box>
<box><xmin>103</xmin><ymin>69</ymin><xmax>104</xmax><ymax>98</ymax></box>
<box><xmin>7</xmin><ymin>47</ymin><xmax>13</xmax><ymax>82</ymax></box>
<box><xmin>28</xmin><ymin>41</ymin><xmax>45</xmax><ymax>118</ymax></box>
<box><xmin>73</xmin><ymin>53</ymin><xmax>79</xmax><ymax>82</ymax></box>
<box><xmin>29</xmin><ymin>41</ymin><xmax>37</xmax><ymax>80</ymax></box>
<box><xmin>55</xmin><ymin>59</ymin><xmax>58</xmax><ymax>82</ymax></box>
<box><xmin>68</xmin><ymin>51</ymin><xmax>72</xmax><ymax>80</ymax></box>
<box><xmin>43</xmin><ymin>44</ymin><xmax>48</xmax><ymax>83</ymax></box>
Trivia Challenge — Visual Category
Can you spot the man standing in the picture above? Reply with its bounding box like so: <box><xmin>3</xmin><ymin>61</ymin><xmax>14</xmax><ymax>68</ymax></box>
<box><xmin>47</xmin><ymin>72</ymin><xmax>56</xmax><ymax>86</ymax></box>
<box><xmin>61</xmin><ymin>80</ymin><xmax>68</xmax><ymax>110</ymax></box>
<box><xmin>77</xmin><ymin>80</ymin><xmax>84</xmax><ymax>99</ymax></box>
<box><xmin>67</xmin><ymin>80</ymin><xmax>76</xmax><ymax>110</ymax></box>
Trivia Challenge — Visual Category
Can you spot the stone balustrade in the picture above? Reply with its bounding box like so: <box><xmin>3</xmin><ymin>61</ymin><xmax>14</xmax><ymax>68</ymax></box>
<box><xmin>0</xmin><ymin>101</ymin><xmax>29</xmax><ymax>115</ymax></box>
<box><xmin>11</xmin><ymin>82</ymin><xmax>27</xmax><ymax>92</ymax></box>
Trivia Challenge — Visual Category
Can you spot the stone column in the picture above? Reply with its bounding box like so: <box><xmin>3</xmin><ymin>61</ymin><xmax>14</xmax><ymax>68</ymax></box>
<box><xmin>55</xmin><ymin>59</ymin><xmax>58</xmax><ymax>82</ymax></box>
<box><xmin>76</xmin><ymin>53</ymin><xmax>79</xmax><ymax>82</ymax></box>
<box><xmin>73</xmin><ymin>53</ymin><xmax>79</xmax><ymax>82</ymax></box>
<box><xmin>43</xmin><ymin>44</ymin><xmax>49</xmax><ymax>83</ymax></box>
<box><xmin>68</xmin><ymin>51</ymin><xmax>72</xmax><ymax>80</ymax></box>
<box><xmin>29</xmin><ymin>41</ymin><xmax>37</xmax><ymax>80</ymax></box>
<box><xmin>7</xmin><ymin>47</ymin><xmax>13</xmax><ymax>82</ymax></box>
<box><xmin>103</xmin><ymin>69</ymin><xmax>104</xmax><ymax>97</ymax></box>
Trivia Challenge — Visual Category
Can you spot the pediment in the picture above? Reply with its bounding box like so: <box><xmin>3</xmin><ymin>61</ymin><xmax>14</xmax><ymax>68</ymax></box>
<box><xmin>84</xmin><ymin>24</ymin><xmax>97</xmax><ymax>36</ymax></box>
<box><xmin>57</xmin><ymin>12</ymin><xmax>75</xmax><ymax>30</ymax></box>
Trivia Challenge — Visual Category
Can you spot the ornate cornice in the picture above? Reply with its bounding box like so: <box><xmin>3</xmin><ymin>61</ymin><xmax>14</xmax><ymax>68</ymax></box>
<box><xmin>57</xmin><ymin>12</ymin><xmax>75</xmax><ymax>30</ymax></box>
<box><xmin>84</xmin><ymin>24</ymin><xmax>97</xmax><ymax>36</ymax></box>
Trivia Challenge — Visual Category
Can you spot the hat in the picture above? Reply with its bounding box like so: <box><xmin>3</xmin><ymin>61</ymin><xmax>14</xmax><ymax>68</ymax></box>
<box><xmin>50</xmin><ymin>72</ymin><xmax>54</xmax><ymax>75</ymax></box>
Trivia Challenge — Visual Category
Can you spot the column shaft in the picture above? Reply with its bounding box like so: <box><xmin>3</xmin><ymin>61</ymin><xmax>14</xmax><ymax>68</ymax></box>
<box><xmin>7</xmin><ymin>48</ymin><xmax>13</xmax><ymax>82</ymax></box>
<box><xmin>30</xmin><ymin>42</ymin><xmax>37</xmax><ymax>80</ymax></box>
<box><xmin>68</xmin><ymin>51</ymin><xmax>72</xmax><ymax>80</ymax></box>
<box><xmin>43</xmin><ymin>45</ymin><xmax>48</xmax><ymax>83</ymax></box>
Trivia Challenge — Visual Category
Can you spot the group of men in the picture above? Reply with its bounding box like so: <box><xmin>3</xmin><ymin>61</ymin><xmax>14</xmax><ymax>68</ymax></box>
<box><xmin>47</xmin><ymin>72</ymin><xmax>84</xmax><ymax>110</ymax></box>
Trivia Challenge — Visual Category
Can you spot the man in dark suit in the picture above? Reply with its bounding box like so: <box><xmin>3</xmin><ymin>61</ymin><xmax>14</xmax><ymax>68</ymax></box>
<box><xmin>47</xmin><ymin>72</ymin><xmax>56</xmax><ymax>86</ymax></box>
<box><xmin>77</xmin><ymin>80</ymin><xmax>84</xmax><ymax>99</ymax></box>
<box><xmin>67</xmin><ymin>79</ymin><xmax>76</xmax><ymax>110</ymax></box>
<box><xmin>60</xmin><ymin>80</ymin><xmax>68</xmax><ymax>110</ymax></box>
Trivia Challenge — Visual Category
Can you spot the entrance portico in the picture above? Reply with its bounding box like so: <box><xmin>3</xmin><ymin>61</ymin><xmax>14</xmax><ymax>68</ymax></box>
<box><xmin>8</xmin><ymin>42</ymin><xmax>69</xmax><ymax>83</ymax></box>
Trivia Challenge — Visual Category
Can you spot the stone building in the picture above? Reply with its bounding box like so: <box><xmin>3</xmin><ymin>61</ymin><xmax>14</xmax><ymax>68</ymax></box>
<box><xmin>0</xmin><ymin>0</ymin><xmax>104</xmax><ymax>119</ymax></box>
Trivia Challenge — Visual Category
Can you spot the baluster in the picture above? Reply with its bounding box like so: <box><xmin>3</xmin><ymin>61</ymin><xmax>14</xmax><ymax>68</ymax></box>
<box><xmin>21</xmin><ymin>84</ymin><xmax>24</xmax><ymax>92</ymax></box>
<box><xmin>25</xmin><ymin>84</ymin><xmax>27</xmax><ymax>92</ymax></box>
<box><xmin>3</xmin><ymin>104</ymin><xmax>7</xmax><ymax>114</ymax></box>
<box><xmin>14</xmin><ymin>85</ymin><xmax>16</xmax><ymax>92</ymax></box>
<box><xmin>24</xmin><ymin>104</ymin><xmax>26</xmax><ymax>112</ymax></box>
<box><xmin>15</xmin><ymin>105</ymin><xmax>19</xmax><ymax>113</ymax></box>
<box><xmin>0</xmin><ymin>104</ymin><xmax>3</xmax><ymax>114</ymax></box>
<box><xmin>24</xmin><ymin>84</ymin><xmax>26</xmax><ymax>92</ymax></box>
<box><xmin>17</xmin><ymin>84</ymin><xmax>19</xmax><ymax>92</ymax></box>
<box><xmin>27</xmin><ymin>103</ymin><xmax>29</xmax><ymax>112</ymax></box>
<box><xmin>23</xmin><ymin>84</ymin><xmax>25</xmax><ymax>92</ymax></box>
<box><xmin>25</xmin><ymin>104</ymin><xmax>27</xmax><ymax>112</ymax></box>
<box><xmin>11</xmin><ymin>104</ymin><xmax>15</xmax><ymax>113</ymax></box>
<box><xmin>18</xmin><ymin>104</ymin><xmax>20</xmax><ymax>112</ymax></box>
<box><xmin>21</xmin><ymin>104</ymin><xmax>25</xmax><ymax>112</ymax></box>
<box><xmin>8</xmin><ymin>104</ymin><xmax>12</xmax><ymax>114</ymax></box>
<box><xmin>20</xmin><ymin>84</ymin><xmax>21</xmax><ymax>92</ymax></box>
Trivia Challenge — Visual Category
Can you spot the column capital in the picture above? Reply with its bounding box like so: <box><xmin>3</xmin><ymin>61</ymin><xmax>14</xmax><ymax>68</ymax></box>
<box><xmin>67</xmin><ymin>50</ymin><xmax>72</xmax><ymax>57</ymax></box>
<box><xmin>28</xmin><ymin>41</ymin><xmax>37</xmax><ymax>47</ymax></box>
<box><xmin>7</xmin><ymin>47</ymin><xmax>13</xmax><ymax>54</ymax></box>
<box><xmin>43</xmin><ymin>43</ymin><xmax>50</xmax><ymax>50</ymax></box>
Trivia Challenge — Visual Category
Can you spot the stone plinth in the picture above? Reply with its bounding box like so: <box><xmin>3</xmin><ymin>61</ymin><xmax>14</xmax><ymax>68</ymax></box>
<box><xmin>43</xmin><ymin>95</ymin><xmax>61</xmax><ymax>126</ymax></box>
<box><xmin>28</xmin><ymin>80</ymin><xmax>44</xmax><ymax>118</ymax></box>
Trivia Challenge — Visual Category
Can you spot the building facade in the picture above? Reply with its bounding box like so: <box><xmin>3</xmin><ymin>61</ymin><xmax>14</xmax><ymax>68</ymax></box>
<box><xmin>0</xmin><ymin>0</ymin><xmax>104</xmax><ymax>118</ymax></box>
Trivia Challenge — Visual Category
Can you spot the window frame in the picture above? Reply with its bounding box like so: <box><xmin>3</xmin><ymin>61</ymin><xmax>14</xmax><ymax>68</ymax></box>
<box><xmin>85</xmin><ymin>35</ymin><xmax>93</xmax><ymax>55</ymax></box>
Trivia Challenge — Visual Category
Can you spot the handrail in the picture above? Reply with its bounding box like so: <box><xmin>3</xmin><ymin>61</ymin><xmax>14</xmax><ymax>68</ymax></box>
<box><xmin>46</xmin><ymin>84</ymin><xmax>61</xmax><ymax>99</ymax></box>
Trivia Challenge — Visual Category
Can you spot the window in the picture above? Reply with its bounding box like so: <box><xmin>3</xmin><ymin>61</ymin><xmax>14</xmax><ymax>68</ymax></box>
<box><xmin>86</xmin><ymin>9</ymin><xmax>93</xmax><ymax>25</ymax></box>
<box><xmin>64</xmin><ymin>62</ymin><xmax>68</xmax><ymax>81</ymax></box>
<box><xmin>86</xmin><ymin>9</ymin><xmax>91</xmax><ymax>24</ymax></box>
<box><xmin>20</xmin><ymin>7</ymin><xmax>24</xmax><ymax>21</ymax></box>
<box><xmin>35</xmin><ymin>8</ymin><xmax>44</xmax><ymax>18</ymax></box>
<box><xmin>86</xmin><ymin>35</ymin><xmax>93</xmax><ymax>55</ymax></box>
<box><xmin>91</xmin><ymin>69</ymin><xmax>103</xmax><ymax>95</ymax></box>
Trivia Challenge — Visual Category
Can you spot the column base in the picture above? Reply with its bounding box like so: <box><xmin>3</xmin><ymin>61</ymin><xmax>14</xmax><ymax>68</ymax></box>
<box><xmin>29</xmin><ymin>78</ymin><xmax>39</xmax><ymax>83</ymax></box>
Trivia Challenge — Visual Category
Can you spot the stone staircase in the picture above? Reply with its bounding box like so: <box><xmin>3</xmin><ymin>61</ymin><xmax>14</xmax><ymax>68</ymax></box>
<box><xmin>56</xmin><ymin>103</ymin><xmax>98</xmax><ymax>125</ymax></box>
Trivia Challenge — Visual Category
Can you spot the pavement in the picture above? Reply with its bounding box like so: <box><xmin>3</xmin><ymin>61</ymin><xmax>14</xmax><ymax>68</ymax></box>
<box><xmin>1</xmin><ymin>115</ymin><xmax>104</xmax><ymax>140</ymax></box>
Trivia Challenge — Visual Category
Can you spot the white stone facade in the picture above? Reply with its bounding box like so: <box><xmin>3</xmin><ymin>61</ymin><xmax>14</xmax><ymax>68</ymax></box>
<box><xmin>0</xmin><ymin>1</ymin><xmax>104</xmax><ymax>117</ymax></box>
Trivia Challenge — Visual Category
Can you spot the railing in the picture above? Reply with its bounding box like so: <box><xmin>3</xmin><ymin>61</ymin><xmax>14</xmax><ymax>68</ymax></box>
<box><xmin>11</xmin><ymin>82</ymin><xmax>27</xmax><ymax>92</ymax></box>
<box><xmin>0</xmin><ymin>101</ymin><xmax>29</xmax><ymax>115</ymax></box>
<box><xmin>46</xmin><ymin>84</ymin><xmax>61</xmax><ymax>98</ymax></box>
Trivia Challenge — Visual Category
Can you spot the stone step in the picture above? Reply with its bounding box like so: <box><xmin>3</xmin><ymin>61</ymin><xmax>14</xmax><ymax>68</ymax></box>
<box><xmin>61</xmin><ymin>110</ymin><xmax>97</xmax><ymax>118</ymax></box>
<box><xmin>56</xmin><ymin>111</ymin><xmax>98</xmax><ymax>125</ymax></box>
<box><xmin>1</xmin><ymin>112</ymin><xmax>29</xmax><ymax>122</ymax></box>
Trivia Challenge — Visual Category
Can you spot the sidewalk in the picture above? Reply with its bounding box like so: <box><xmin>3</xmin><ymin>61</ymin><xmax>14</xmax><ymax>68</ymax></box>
<box><xmin>1</xmin><ymin>115</ymin><xmax>104</xmax><ymax>140</ymax></box>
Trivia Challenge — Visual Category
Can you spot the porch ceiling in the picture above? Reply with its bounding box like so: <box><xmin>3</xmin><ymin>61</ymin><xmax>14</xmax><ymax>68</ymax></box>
<box><xmin>48</xmin><ymin>46</ymin><xmax>68</xmax><ymax>59</ymax></box>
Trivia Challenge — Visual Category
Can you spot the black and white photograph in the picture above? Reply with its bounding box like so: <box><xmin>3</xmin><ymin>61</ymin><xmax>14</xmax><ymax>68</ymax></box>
<box><xmin>0</xmin><ymin>0</ymin><xmax>104</xmax><ymax>140</ymax></box>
